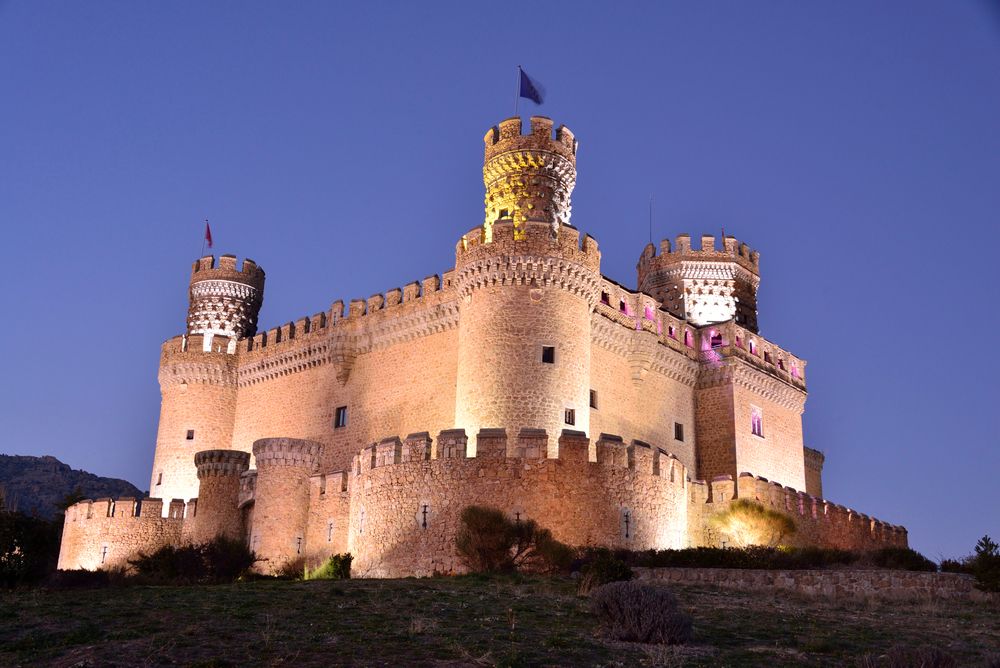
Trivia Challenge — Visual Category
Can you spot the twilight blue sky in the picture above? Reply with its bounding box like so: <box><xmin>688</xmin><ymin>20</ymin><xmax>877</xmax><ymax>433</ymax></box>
<box><xmin>1</xmin><ymin>1</ymin><xmax>997</xmax><ymax>560</ymax></box>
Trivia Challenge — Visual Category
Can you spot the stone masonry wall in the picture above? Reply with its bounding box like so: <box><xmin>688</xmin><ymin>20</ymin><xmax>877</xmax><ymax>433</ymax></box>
<box><xmin>635</xmin><ymin>568</ymin><xmax>980</xmax><ymax>600</ymax></box>
<box><xmin>344</xmin><ymin>428</ymin><xmax>690</xmax><ymax>578</ymax></box>
<box><xmin>57</xmin><ymin>498</ymin><xmax>186</xmax><ymax>571</ymax></box>
<box><xmin>688</xmin><ymin>473</ymin><xmax>907</xmax><ymax>551</ymax></box>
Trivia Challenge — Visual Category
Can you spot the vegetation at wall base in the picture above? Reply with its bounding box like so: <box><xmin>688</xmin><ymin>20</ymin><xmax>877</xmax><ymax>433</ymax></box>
<box><xmin>623</xmin><ymin>545</ymin><xmax>937</xmax><ymax>571</ymax></box>
<box><xmin>304</xmin><ymin>553</ymin><xmax>352</xmax><ymax>580</ymax></box>
<box><xmin>127</xmin><ymin>536</ymin><xmax>257</xmax><ymax>584</ymax></box>
<box><xmin>708</xmin><ymin>498</ymin><xmax>797</xmax><ymax>547</ymax></box>
<box><xmin>455</xmin><ymin>505</ymin><xmax>572</xmax><ymax>574</ymax></box>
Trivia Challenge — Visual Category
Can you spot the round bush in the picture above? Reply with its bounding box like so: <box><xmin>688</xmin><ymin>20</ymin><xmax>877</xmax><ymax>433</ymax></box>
<box><xmin>589</xmin><ymin>581</ymin><xmax>693</xmax><ymax>645</ymax></box>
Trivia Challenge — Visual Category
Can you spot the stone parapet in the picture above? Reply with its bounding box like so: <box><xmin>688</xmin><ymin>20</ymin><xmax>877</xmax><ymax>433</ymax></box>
<box><xmin>194</xmin><ymin>449</ymin><xmax>251</xmax><ymax>478</ymax></box>
<box><xmin>252</xmin><ymin>438</ymin><xmax>323</xmax><ymax>470</ymax></box>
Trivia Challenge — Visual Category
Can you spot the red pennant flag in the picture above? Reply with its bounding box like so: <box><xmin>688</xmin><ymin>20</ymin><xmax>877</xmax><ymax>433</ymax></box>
<box><xmin>204</xmin><ymin>221</ymin><xmax>213</xmax><ymax>249</ymax></box>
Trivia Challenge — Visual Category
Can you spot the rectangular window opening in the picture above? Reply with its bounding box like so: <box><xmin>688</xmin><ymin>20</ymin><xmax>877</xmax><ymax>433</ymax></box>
<box><xmin>674</xmin><ymin>422</ymin><xmax>684</xmax><ymax>442</ymax></box>
<box><xmin>334</xmin><ymin>406</ymin><xmax>348</xmax><ymax>429</ymax></box>
<box><xmin>541</xmin><ymin>346</ymin><xmax>555</xmax><ymax>364</ymax></box>
<box><xmin>185</xmin><ymin>430</ymin><xmax>195</xmax><ymax>440</ymax></box>
<box><xmin>564</xmin><ymin>408</ymin><xmax>575</xmax><ymax>425</ymax></box>
<box><xmin>156</xmin><ymin>472</ymin><xmax>163</xmax><ymax>486</ymax></box>
<box><xmin>751</xmin><ymin>405</ymin><xmax>764</xmax><ymax>438</ymax></box>
<box><xmin>589</xmin><ymin>390</ymin><xmax>598</xmax><ymax>410</ymax></box>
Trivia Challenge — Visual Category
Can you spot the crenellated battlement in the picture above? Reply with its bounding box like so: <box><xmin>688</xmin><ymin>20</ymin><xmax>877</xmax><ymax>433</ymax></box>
<box><xmin>191</xmin><ymin>254</ymin><xmax>266</xmax><ymax>289</ymax></box>
<box><xmin>689</xmin><ymin>472</ymin><xmax>907</xmax><ymax>550</ymax></box>
<box><xmin>637</xmin><ymin>235</ymin><xmax>761</xmax><ymax>332</ymax></box>
<box><xmin>348</xmin><ymin>426</ymin><xmax>689</xmax><ymax>486</ymax></box>
<box><xmin>695</xmin><ymin>320</ymin><xmax>807</xmax><ymax>389</ymax></box>
<box><xmin>638</xmin><ymin>234</ymin><xmax>760</xmax><ymax>274</ymax></box>
<box><xmin>483</xmin><ymin>116</ymin><xmax>577</xmax><ymax>164</ymax></box>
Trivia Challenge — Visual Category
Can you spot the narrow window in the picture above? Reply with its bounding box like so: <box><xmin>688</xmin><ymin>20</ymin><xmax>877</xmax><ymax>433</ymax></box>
<box><xmin>589</xmin><ymin>390</ymin><xmax>598</xmax><ymax>410</ymax></box>
<box><xmin>156</xmin><ymin>472</ymin><xmax>163</xmax><ymax>486</ymax></box>
<box><xmin>668</xmin><ymin>325</ymin><xmax>676</xmax><ymax>339</ymax></box>
<box><xmin>674</xmin><ymin>422</ymin><xmax>684</xmax><ymax>442</ymax></box>
<box><xmin>334</xmin><ymin>406</ymin><xmax>348</xmax><ymax>429</ymax></box>
<box><xmin>777</xmin><ymin>359</ymin><xmax>785</xmax><ymax>371</ymax></box>
<box><xmin>684</xmin><ymin>330</ymin><xmax>693</xmax><ymax>347</ymax></box>
<box><xmin>186</xmin><ymin>429</ymin><xmax>195</xmax><ymax>440</ymax></box>
<box><xmin>541</xmin><ymin>346</ymin><xmax>555</xmax><ymax>364</ymax></box>
<box><xmin>100</xmin><ymin>545</ymin><xmax>109</xmax><ymax>564</ymax></box>
<box><xmin>619</xmin><ymin>299</ymin><xmax>626</xmax><ymax>312</ymax></box>
<box><xmin>600</xmin><ymin>291</ymin><xmax>610</xmax><ymax>305</ymax></box>
<box><xmin>764</xmin><ymin>351</ymin><xmax>773</xmax><ymax>365</ymax></box>
<box><xmin>749</xmin><ymin>340</ymin><xmax>757</xmax><ymax>356</ymax></box>
<box><xmin>564</xmin><ymin>408</ymin><xmax>575</xmax><ymax>425</ymax></box>
<box><xmin>498</xmin><ymin>208</ymin><xmax>509</xmax><ymax>219</ymax></box>
<box><xmin>710</xmin><ymin>332</ymin><xmax>723</xmax><ymax>348</ymax></box>
<box><xmin>751</xmin><ymin>405</ymin><xmax>764</xmax><ymax>438</ymax></box>
<box><xmin>326</xmin><ymin>522</ymin><xmax>334</xmax><ymax>543</ymax></box>
<box><xmin>295</xmin><ymin>536</ymin><xmax>303</xmax><ymax>555</ymax></box>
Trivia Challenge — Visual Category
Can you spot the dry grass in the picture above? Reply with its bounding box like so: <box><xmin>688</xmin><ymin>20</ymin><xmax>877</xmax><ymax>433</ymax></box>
<box><xmin>0</xmin><ymin>575</ymin><xmax>996</xmax><ymax>666</ymax></box>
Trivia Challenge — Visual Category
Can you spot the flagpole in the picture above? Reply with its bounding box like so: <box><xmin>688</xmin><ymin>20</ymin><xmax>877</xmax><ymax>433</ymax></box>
<box><xmin>513</xmin><ymin>65</ymin><xmax>520</xmax><ymax>118</ymax></box>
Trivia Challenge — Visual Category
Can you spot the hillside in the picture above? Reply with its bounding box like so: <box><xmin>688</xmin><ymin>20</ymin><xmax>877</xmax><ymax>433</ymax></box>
<box><xmin>0</xmin><ymin>454</ymin><xmax>142</xmax><ymax>518</ymax></box>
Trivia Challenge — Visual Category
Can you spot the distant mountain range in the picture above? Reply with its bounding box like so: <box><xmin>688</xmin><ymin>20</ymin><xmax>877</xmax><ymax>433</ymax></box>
<box><xmin>0</xmin><ymin>454</ymin><xmax>143</xmax><ymax>519</ymax></box>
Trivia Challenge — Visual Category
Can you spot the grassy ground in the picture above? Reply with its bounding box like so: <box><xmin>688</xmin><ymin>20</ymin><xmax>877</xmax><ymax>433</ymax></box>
<box><xmin>1</xmin><ymin>575</ymin><xmax>997</xmax><ymax>667</ymax></box>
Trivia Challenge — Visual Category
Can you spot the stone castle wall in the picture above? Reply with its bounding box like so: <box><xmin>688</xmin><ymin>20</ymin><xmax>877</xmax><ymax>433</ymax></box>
<box><xmin>57</xmin><ymin>498</ymin><xmax>187</xmax><ymax>571</ymax></box>
<box><xmin>339</xmin><ymin>428</ymin><xmax>690</xmax><ymax>578</ymax></box>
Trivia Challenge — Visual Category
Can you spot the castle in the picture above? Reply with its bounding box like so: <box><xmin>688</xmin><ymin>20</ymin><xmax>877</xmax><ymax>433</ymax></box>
<box><xmin>58</xmin><ymin>116</ymin><xmax>906</xmax><ymax>577</ymax></box>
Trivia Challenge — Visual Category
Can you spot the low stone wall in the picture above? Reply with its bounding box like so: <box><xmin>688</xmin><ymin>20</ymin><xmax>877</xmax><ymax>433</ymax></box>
<box><xmin>634</xmin><ymin>567</ymin><xmax>983</xmax><ymax>600</ymax></box>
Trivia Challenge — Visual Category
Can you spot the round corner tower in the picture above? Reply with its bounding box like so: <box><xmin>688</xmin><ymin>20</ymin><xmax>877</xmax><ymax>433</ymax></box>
<box><xmin>149</xmin><ymin>255</ymin><xmax>265</xmax><ymax>509</ymax></box>
<box><xmin>188</xmin><ymin>449</ymin><xmax>251</xmax><ymax>543</ymax></box>
<box><xmin>637</xmin><ymin>234</ymin><xmax>760</xmax><ymax>332</ymax></box>
<box><xmin>454</xmin><ymin>117</ymin><xmax>601</xmax><ymax>453</ymax></box>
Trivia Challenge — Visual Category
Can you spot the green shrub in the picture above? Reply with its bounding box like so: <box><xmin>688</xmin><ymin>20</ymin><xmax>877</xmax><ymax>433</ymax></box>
<box><xmin>589</xmin><ymin>581</ymin><xmax>693</xmax><ymax>645</ymax></box>
<box><xmin>708</xmin><ymin>499</ymin><xmax>796</xmax><ymax>547</ymax></box>
<box><xmin>305</xmin><ymin>553</ymin><xmax>352</xmax><ymax>580</ymax></box>
<box><xmin>455</xmin><ymin>505</ymin><xmax>572</xmax><ymax>574</ymax></box>
<box><xmin>129</xmin><ymin>537</ymin><xmax>257</xmax><ymax>584</ymax></box>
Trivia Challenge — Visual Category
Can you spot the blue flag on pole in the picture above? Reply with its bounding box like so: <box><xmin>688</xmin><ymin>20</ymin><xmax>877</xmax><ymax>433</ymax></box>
<box><xmin>519</xmin><ymin>67</ymin><xmax>545</xmax><ymax>104</ymax></box>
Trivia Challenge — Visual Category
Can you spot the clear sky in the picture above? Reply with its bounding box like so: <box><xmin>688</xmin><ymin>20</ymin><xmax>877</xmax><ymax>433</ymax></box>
<box><xmin>1</xmin><ymin>1</ymin><xmax>997</xmax><ymax>560</ymax></box>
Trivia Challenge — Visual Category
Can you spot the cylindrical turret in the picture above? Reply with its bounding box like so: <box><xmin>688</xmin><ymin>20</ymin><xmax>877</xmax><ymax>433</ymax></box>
<box><xmin>454</xmin><ymin>119</ymin><xmax>600</xmax><ymax>453</ymax></box>
<box><xmin>250</xmin><ymin>438</ymin><xmax>323</xmax><ymax>571</ymax></box>
<box><xmin>187</xmin><ymin>254</ymin><xmax>265</xmax><ymax>353</ymax></box>
<box><xmin>637</xmin><ymin>234</ymin><xmax>761</xmax><ymax>332</ymax></box>
<box><xmin>189</xmin><ymin>449</ymin><xmax>250</xmax><ymax>544</ymax></box>
<box><xmin>148</xmin><ymin>255</ymin><xmax>265</xmax><ymax>508</ymax></box>
<box><xmin>482</xmin><ymin>116</ymin><xmax>578</xmax><ymax>240</ymax></box>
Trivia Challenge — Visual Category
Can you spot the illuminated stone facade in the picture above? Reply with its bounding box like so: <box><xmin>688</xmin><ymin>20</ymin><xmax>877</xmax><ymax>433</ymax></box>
<box><xmin>58</xmin><ymin>117</ymin><xmax>907</xmax><ymax>575</ymax></box>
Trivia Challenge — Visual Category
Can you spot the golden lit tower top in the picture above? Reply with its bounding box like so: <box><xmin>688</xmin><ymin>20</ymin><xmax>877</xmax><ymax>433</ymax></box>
<box><xmin>482</xmin><ymin>116</ymin><xmax>577</xmax><ymax>241</ymax></box>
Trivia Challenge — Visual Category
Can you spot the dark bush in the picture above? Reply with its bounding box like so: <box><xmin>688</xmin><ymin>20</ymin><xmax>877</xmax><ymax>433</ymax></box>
<box><xmin>972</xmin><ymin>535</ymin><xmax>1000</xmax><ymax>593</ymax></box>
<box><xmin>861</xmin><ymin>548</ymin><xmax>937</xmax><ymax>572</ymax></box>
<box><xmin>578</xmin><ymin>548</ymin><xmax>633</xmax><ymax>595</ymax></box>
<box><xmin>590</xmin><ymin>581</ymin><xmax>693</xmax><ymax>645</ymax></box>
<box><xmin>129</xmin><ymin>536</ymin><xmax>257</xmax><ymax>583</ymax></box>
<box><xmin>44</xmin><ymin>568</ymin><xmax>114</xmax><ymax>590</ymax></box>
<box><xmin>630</xmin><ymin>546</ymin><xmax>857</xmax><ymax>570</ymax></box>
<box><xmin>455</xmin><ymin>505</ymin><xmax>572</xmax><ymax>574</ymax></box>
<box><xmin>305</xmin><ymin>553</ymin><xmax>352</xmax><ymax>580</ymax></box>
<box><xmin>938</xmin><ymin>558</ymin><xmax>973</xmax><ymax>574</ymax></box>
<box><xmin>0</xmin><ymin>510</ymin><xmax>62</xmax><ymax>588</ymax></box>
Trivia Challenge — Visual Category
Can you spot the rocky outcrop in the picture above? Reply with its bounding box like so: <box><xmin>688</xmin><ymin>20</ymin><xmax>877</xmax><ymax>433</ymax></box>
<box><xmin>0</xmin><ymin>454</ymin><xmax>142</xmax><ymax>518</ymax></box>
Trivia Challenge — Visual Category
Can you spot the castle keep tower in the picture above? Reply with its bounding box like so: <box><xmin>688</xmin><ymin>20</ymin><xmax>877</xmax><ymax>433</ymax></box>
<box><xmin>187</xmin><ymin>255</ymin><xmax>265</xmax><ymax>353</ymax></box>
<box><xmin>148</xmin><ymin>255</ymin><xmax>265</xmax><ymax>508</ymax></box>
<box><xmin>637</xmin><ymin>234</ymin><xmax>760</xmax><ymax>332</ymax></box>
<box><xmin>455</xmin><ymin>117</ymin><xmax>600</xmax><ymax>451</ymax></box>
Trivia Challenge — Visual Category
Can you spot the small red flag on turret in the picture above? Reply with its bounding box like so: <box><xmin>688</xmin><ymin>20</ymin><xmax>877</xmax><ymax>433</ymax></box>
<box><xmin>204</xmin><ymin>220</ymin><xmax>213</xmax><ymax>249</ymax></box>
